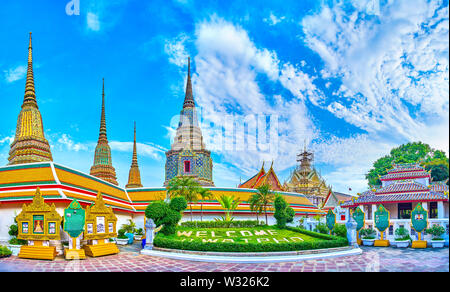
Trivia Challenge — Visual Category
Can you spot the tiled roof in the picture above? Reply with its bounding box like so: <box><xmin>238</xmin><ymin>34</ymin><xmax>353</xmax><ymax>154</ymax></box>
<box><xmin>380</xmin><ymin>171</ymin><xmax>430</xmax><ymax>181</ymax></box>
<box><xmin>341</xmin><ymin>191</ymin><xmax>448</xmax><ymax>207</ymax></box>
<box><xmin>387</xmin><ymin>163</ymin><xmax>425</xmax><ymax>174</ymax></box>
<box><xmin>376</xmin><ymin>181</ymin><xmax>429</xmax><ymax>194</ymax></box>
<box><xmin>430</xmin><ymin>183</ymin><xmax>449</xmax><ymax>193</ymax></box>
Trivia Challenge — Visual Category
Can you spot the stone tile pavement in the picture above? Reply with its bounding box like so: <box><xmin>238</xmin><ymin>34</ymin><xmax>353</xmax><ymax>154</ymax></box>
<box><xmin>0</xmin><ymin>244</ymin><xmax>448</xmax><ymax>272</ymax></box>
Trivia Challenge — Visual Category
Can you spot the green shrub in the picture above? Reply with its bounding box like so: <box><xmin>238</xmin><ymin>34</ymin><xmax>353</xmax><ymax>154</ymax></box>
<box><xmin>394</xmin><ymin>227</ymin><xmax>411</xmax><ymax>241</ymax></box>
<box><xmin>180</xmin><ymin>220</ymin><xmax>263</xmax><ymax>228</ymax></box>
<box><xmin>273</xmin><ymin>195</ymin><xmax>295</xmax><ymax>228</ymax></box>
<box><xmin>314</xmin><ymin>223</ymin><xmax>329</xmax><ymax>234</ymax></box>
<box><xmin>117</xmin><ymin>228</ymin><xmax>127</xmax><ymax>239</ymax></box>
<box><xmin>121</xmin><ymin>219</ymin><xmax>136</xmax><ymax>234</ymax></box>
<box><xmin>8</xmin><ymin>237</ymin><xmax>26</xmax><ymax>245</ymax></box>
<box><xmin>426</xmin><ymin>225</ymin><xmax>446</xmax><ymax>240</ymax></box>
<box><xmin>333</xmin><ymin>224</ymin><xmax>347</xmax><ymax>238</ymax></box>
<box><xmin>360</xmin><ymin>228</ymin><xmax>376</xmax><ymax>239</ymax></box>
<box><xmin>0</xmin><ymin>245</ymin><xmax>12</xmax><ymax>257</ymax></box>
<box><xmin>145</xmin><ymin>197</ymin><xmax>188</xmax><ymax>235</ymax></box>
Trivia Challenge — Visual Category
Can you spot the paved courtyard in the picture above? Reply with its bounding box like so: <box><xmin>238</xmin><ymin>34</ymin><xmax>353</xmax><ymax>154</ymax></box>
<box><xmin>0</xmin><ymin>244</ymin><xmax>448</xmax><ymax>272</ymax></box>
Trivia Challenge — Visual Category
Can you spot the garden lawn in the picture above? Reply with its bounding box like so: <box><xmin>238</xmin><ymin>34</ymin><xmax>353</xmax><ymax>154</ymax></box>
<box><xmin>154</xmin><ymin>226</ymin><xmax>348</xmax><ymax>252</ymax></box>
<box><xmin>163</xmin><ymin>226</ymin><xmax>318</xmax><ymax>244</ymax></box>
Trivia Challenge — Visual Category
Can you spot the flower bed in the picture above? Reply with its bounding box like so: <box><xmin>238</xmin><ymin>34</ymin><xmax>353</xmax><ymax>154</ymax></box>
<box><xmin>154</xmin><ymin>226</ymin><xmax>348</xmax><ymax>252</ymax></box>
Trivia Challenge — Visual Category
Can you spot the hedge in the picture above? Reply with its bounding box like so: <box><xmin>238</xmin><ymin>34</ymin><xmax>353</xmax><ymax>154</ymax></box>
<box><xmin>180</xmin><ymin>220</ymin><xmax>264</xmax><ymax>229</ymax></box>
<box><xmin>154</xmin><ymin>227</ymin><xmax>348</xmax><ymax>252</ymax></box>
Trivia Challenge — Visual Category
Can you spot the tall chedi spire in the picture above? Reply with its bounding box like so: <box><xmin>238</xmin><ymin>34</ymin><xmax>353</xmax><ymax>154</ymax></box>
<box><xmin>164</xmin><ymin>57</ymin><xmax>214</xmax><ymax>186</ymax></box>
<box><xmin>89</xmin><ymin>78</ymin><xmax>118</xmax><ymax>185</ymax></box>
<box><xmin>126</xmin><ymin>122</ymin><xmax>143</xmax><ymax>188</ymax></box>
<box><xmin>8</xmin><ymin>33</ymin><xmax>53</xmax><ymax>165</ymax></box>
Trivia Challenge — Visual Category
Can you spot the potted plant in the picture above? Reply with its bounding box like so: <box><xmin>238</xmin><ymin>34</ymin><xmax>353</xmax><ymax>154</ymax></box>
<box><xmin>394</xmin><ymin>227</ymin><xmax>411</xmax><ymax>248</ymax></box>
<box><xmin>121</xmin><ymin>219</ymin><xmax>136</xmax><ymax>244</ymax></box>
<box><xmin>116</xmin><ymin>228</ymin><xmax>129</xmax><ymax>245</ymax></box>
<box><xmin>7</xmin><ymin>221</ymin><xmax>26</xmax><ymax>256</ymax></box>
<box><xmin>134</xmin><ymin>228</ymin><xmax>144</xmax><ymax>241</ymax></box>
<box><xmin>0</xmin><ymin>245</ymin><xmax>13</xmax><ymax>258</ymax></box>
<box><xmin>426</xmin><ymin>225</ymin><xmax>446</xmax><ymax>248</ymax></box>
<box><xmin>360</xmin><ymin>228</ymin><xmax>377</xmax><ymax>246</ymax></box>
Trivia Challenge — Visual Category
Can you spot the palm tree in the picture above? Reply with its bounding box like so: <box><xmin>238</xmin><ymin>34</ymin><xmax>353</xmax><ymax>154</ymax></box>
<box><xmin>197</xmin><ymin>188</ymin><xmax>213</xmax><ymax>221</ymax></box>
<box><xmin>166</xmin><ymin>176</ymin><xmax>200</xmax><ymax>221</ymax></box>
<box><xmin>256</xmin><ymin>184</ymin><xmax>276</xmax><ymax>225</ymax></box>
<box><xmin>248</xmin><ymin>194</ymin><xmax>263</xmax><ymax>222</ymax></box>
<box><xmin>216</xmin><ymin>194</ymin><xmax>240</xmax><ymax>222</ymax></box>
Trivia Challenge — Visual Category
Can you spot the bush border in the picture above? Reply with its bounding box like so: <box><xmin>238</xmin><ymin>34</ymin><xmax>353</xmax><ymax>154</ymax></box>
<box><xmin>154</xmin><ymin>226</ymin><xmax>348</xmax><ymax>252</ymax></box>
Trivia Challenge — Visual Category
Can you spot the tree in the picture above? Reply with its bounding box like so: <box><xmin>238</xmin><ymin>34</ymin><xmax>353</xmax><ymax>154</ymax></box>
<box><xmin>248</xmin><ymin>194</ymin><xmax>263</xmax><ymax>222</ymax></box>
<box><xmin>255</xmin><ymin>184</ymin><xmax>276</xmax><ymax>225</ymax></box>
<box><xmin>166</xmin><ymin>176</ymin><xmax>201</xmax><ymax>221</ymax></box>
<box><xmin>215</xmin><ymin>194</ymin><xmax>240</xmax><ymax>222</ymax></box>
<box><xmin>273</xmin><ymin>195</ymin><xmax>295</xmax><ymax>228</ymax></box>
<box><xmin>145</xmin><ymin>197</ymin><xmax>187</xmax><ymax>235</ymax></box>
<box><xmin>197</xmin><ymin>188</ymin><xmax>213</xmax><ymax>221</ymax></box>
<box><xmin>366</xmin><ymin>142</ymin><xmax>449</xmax><ymax>186</ymax></box>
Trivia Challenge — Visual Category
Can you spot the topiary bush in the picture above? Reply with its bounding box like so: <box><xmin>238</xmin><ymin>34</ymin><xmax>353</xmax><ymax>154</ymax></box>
<box><xmin>145</xmin><ymin>197</ymin><xmax>187</xmax><ymax>235</ymax></box>
<box><xmin>273</xmin><ymin>195</ymin><xmax>295</xmax><ymax>228</ymax></box>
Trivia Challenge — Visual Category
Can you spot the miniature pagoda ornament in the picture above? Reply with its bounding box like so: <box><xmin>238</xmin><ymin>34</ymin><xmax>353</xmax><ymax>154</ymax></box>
<box><xmin>63</xmin><ymin>199</ymin><xmax>86</xmax><ymax>260</ymax></box>
<box><xmin>16</xmin><ymin>187</ymin><xmax>62</xmax><ymax>260</ymax></box>
<box><xmin>374</xmin><ymin>204</ymin><xmax>390</xmax><ymax>247</ymax></box>
<box><xmin>8</xmin><ymin>33</ymin><xmax>53</xmax><ymax>165</ymax></box>
<box><xmin>82</xmin><ymin>192</ymin><xmax>120</xmax><ymax>257</ymax></box>
<box><xmin>411</xmin><ymin>203</ymin><xmax>428</xmax><ymax>249</ymax></box>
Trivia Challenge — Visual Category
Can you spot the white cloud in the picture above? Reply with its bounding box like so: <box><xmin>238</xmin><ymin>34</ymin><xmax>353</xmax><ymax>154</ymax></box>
<box><xmin>87</xmin><ymin>12</ymin><xmax>101</xmax><ymax>31</ymax></box>
<box><xmin>263</xmin><ymin>12</ymin><xmax>286</xmax><ymax>26</ymax></box>
<box><xmin>0</xmin><ymin>135</ymin><xmax>14</xmax><ymax>145</ymax></box>
<box><xmin>109</xmin><ymin>141</ymin><xmax>166</xmax><ymax>161</ymax></box>
<box><xmin>164</xmin><ymin>34</ymin><xmax>190</xmax><ymax>67</ymax></box>
<box><xmin>301</xmin><ymin>0</ymin><xmax>449</xmax><ymax>145</ymax></box>
<box><xmin>56</xmin><ymin>134</ymin><xmax>90</xmax><ymax>152</ymax></box>
<box><xmin>4</xmin><ymin>65</ymin><xmax>26</xmax><ymax>83</ymax></box>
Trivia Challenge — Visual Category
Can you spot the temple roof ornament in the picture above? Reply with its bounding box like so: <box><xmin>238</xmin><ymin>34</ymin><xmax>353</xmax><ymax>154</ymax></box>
<box><xmin>8</xmin><ymin>33</ymin><xmax>53</xmax><ymax>165</ymax></box>
<box><xmin>239</xmin><ymin>162</ymin><xmax>284</xmax><ymax>191</ymax></box>
<box><xmin>89</xmin><ymin>78</ymin><xmax>118</xmax><ymax>185</ymax></box>
<box><xmin>126</xmin><ymin>122</ymin><xmax>143</xmax><ymax>188</ymax></box>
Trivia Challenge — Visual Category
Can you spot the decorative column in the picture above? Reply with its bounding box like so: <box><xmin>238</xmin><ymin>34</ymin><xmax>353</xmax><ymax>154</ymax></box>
<box><xmin>345</xmin><ymin>214</ymin><xmax>358</xmax><ymax>247</ymax></box>
<box><xmin>144</xmin><ymin>218</ymin><xmax>156</xmax><ymax>250</ymax></box>
<box><xmin>437</xmin><ymin>201</ymin><xmax>444</xmax><ymax>219</ymax></box>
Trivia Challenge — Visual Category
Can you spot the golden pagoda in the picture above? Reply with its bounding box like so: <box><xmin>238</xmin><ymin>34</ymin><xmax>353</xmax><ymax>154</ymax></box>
<box><xmin>126</xmin><ymin>122</ymin><xmax>143</xmax><ymax>188</ymax></box>
<box><xmin>8</xmin><ymin>33</ymin><xmax>53</xmax><ymax>165</ymax></box>
<box><xmin>89</xmin><ymin>79</ymin><xmax>118</xmax><ymax>185</ymax></box>
<box><xmin>283</xmin><ymin>145</ymin><xmax>331</xmax><ymax>206</ymax></box>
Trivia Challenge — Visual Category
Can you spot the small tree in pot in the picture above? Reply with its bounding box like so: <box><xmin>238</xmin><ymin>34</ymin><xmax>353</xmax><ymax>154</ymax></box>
<box><xmin>394</xmin><ymin>227</ymin><xmax>411</xmax><ymax>248</ymax></box>
<box><xmin>426</xmin><ymin>225</ymin><xmax>446</xmax><ymax>248</ymax></box>
<box><xmin>360</xmin><ymin>228</ymin><xmax>377</xmax><ymax>246</ymax></box>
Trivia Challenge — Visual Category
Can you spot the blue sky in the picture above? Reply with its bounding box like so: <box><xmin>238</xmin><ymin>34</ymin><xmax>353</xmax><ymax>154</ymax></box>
<box><xmin>0</xmin><ymin>0</ymin><xmax>448</xmax><ymax>193</ymax></box>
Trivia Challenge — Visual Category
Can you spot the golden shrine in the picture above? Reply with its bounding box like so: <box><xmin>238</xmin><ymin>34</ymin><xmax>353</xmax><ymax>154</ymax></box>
<box><xmin>82</xmin><ymin>192</ymin><xmax>120</xmax><ymax>257</ymax></box>
<box><xmin>16</xmin><ymin>187</ymin><xmax>62</xmax><ymax>260</ymax></box>
<box><xmin>283</xmin><ymin>146</ymin><xmax>331</xmax><ymax>207</ymax></box>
